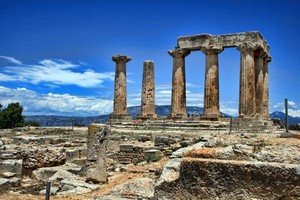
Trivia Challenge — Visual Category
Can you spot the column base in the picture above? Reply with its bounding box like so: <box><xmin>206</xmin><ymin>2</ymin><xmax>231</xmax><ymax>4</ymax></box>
<box><xmin>109</xmin><ymin>113</ymin><xmax>132</xmax><ymax>124</ymax></box>
<box><xmin>136</xmin><ymin>114</ymin><xmax>158</xmax><ymax>120</ymax></box>
<box><xmin>201</xmin><ymin>113</ymin><xmax>220</xmax><ymax>121</ymax></box>
<box><xmin>167</xmin><ymin>113</ymin><xmax>188</xmax><ymax>120</ymax></box>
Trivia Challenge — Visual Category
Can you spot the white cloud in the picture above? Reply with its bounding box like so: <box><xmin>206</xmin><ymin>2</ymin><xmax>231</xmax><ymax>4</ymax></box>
<box><xmin>0</xmin><ymin>86</ymin><xmax>113</xmax><ymax>116</ymax></box>
<box><xmin>273</xmin><ymin>101</ymin><xmax>297</xmax><ymax>109</ymax></box>
<box><xmin>0</xmin><ymin>56</ymin><xmax>23</xmax><ymax>65</ymax></box>
<box><xmin>288</xmin><ymin>110</ymin><xmax>300</xmax><ymax>118</ymax></box>
<box><xmin>0</xmin><ymin>56</ymin><xmax>114</xmax><ymax>88</ymax></box>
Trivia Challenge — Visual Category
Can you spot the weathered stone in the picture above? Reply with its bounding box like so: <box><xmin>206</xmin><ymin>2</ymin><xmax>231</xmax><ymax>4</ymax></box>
<box><xmin>168</xmin><ymin>48</ymin><xmax>190</xmax><ymax>119</ymax></box>
<box><xmin>0</xmin><ymin>178</ymin><xmax>10</xmax><ymax>194</ymax></box>
<box><xmin>137</xmin><ymin>60</ymin><xmax>157</xmax><ymax>119</ymax></box>
<box><xmin>144</xmin><ymin>149</ymin><xmax>161</xmax><ymax>162</ymax></box>
<box><xmin>117</xmin><ymin>144</ymin><xmax>145</xmax><ymax>164</ymax></box>
<box><xmin>238</xmin><ymin>43</ymin><xmax>256</xmax><ymax>118</ymax></box>
<box><xmin>0</xmin><ymin>159</ymin><xmax>22</xmax><ymax>177</ymax></box>
<box><xmin>177</xmin><ymin>32</ymin><xmax>270</xmax><ymax>56</ymax></box>
<box><xmin>154</xmin><ymin>158</ymin><xmax>300</xmax><ymax>200</ymax></box>
<box><xmin>2</xmin><ymin>172</ymin><xmax>15</xmax><ymax>178</ymax></box>
<box><xmin>110</xmin><ymin>55</ymin><xmax>132</xmax><ymax>122</ymax></box>
<box><xmin>84</xmin><ymin>124</ymin><xmax>110</xmax><ymax>183</ymax></box>
<box><xmin>22</xmin><ymin>148</ymin><xmax>66</xmax><ymax>172</ymax></box>
<box><xmin>262</xmin><ymin>56</ymin><xmax>271</xmax><ymax>119</ymax></box>
<box><xmin>110</xmin><ymin>177</ymin><xmax>155</xmax><ymax>199</ymax></box>
<box><xmin>202</xmin><ymin>47</ymin><xmax>223</xmax><ymax>119</ymax></box>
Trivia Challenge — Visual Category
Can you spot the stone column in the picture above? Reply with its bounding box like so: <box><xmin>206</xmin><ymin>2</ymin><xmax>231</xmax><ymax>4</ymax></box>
<box><xmin>168</xmin><ymin>48</ymin><xmax>190</xmax><ymax>119</ymax></box>
<box><xmin>254</xmin><ymin>50</ymin><xmax>264</xmax><ymax>118</ymax></box>
<box><xmin>202</xmin><ymin>47</ymin><xmax>223</xmax><ymax>119</ymax></box>
<box><xmin>137</xmin><ymin>60</ymin><xmax>157</xmax><ymax>119</ymax></box>
<box><xmin>238</xmin><ymin>44</ymin><xmax>256</xmax><ymax>118</ymax></box>
<box><xmin>262</xmin><ymin>56</ymin><xmax>271</xmax><ymax>119</ymax></box>
<box><xmin>110</xmin><ymin>55</ymin><xmax>132</xmax><ymax>121</ymax></box>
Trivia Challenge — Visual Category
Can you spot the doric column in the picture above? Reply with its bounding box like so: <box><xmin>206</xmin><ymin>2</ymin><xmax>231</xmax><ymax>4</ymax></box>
<box><xmin>202</xmin><ymin>47</ymin><xmax>223</xmax><ymax>119</ymax></box>
<box><xmin>168</xmin><ymin>48</ymin><xmax>190</xmax><ymax>118</ymax></box>
<box><xmin>138</xmin><ymin>60</ymin><xmax>157</xmax><ymax>119</ymax></box>
<box><xmin>110</xmin><ymin>55</ymin><xmax>132</xmax><ymax>121</ymax></box>
<box><xmin>262</xmin><ymin>56</ymin><xmax>271</xmax><ymax>119</ymax></box>
<box><xmin>254</xmin><ymin>50</ymin><xmax>264</xmax><ymax>118</ymax></box>
<box><xmin>238</xmin><ymin>44</ymin><xmax>256</xmax><ymax>118</ymax></box>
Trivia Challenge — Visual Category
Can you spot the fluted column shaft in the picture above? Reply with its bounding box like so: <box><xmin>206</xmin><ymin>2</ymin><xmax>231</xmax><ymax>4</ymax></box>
<box><xmin>138</xmin><ymin>60</ymin><xmax>157</xmax><ymax>119</ymax></box>
<box><xmin>262</xmin><ymin>56</ymin><xmax>271</xmax><ymax>119</ymax></box>
<box><xmin>202</xmin><ymin>47</ymin><xmax>223</xmax><ymax>118</ymax></box>
<box><xmin>255</xmin><ymin>50</ymin><xmax>264</xmax><ymax>117</ymax></box>
<box><xmin>238</xmin><ymin>45</ymin><xmax>256</xmax><ymax>118</ymax></box>
<box><xmin>168</xmin><ymin>48</ymin><xmax>190</xmax><ymax>118</ymax></box>
<box><xmin>112</xmin><ymin>55</ymin><xmax>131</xmax><ymax>118</ymax></box>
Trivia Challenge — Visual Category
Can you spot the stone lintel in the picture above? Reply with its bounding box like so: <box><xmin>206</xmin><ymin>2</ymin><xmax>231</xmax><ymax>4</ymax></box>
<box><xmin>177</xmin><ymin>31</ymin><xmax>270</xmax><ymax>57</ymax></box>
<box><xmin>112</xmin><ymin>55</ymin><xmax>131</xmax><ymax>63</ymax></box>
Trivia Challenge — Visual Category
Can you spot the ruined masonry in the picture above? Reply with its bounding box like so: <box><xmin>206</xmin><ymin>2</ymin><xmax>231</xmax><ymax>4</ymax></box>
<box><xmin>110</xmin><ymin>55</ymin><xmax>132</xmax><ymax>122</ymax></box>
<box><xmin>137</xmin><ymin>60</ymin><xmax>157</xmax><ymax>119</ymax></box>
<box><xmin>110</xmin><ymin>32</ymin><xmax>271</xmax><ymax>123</ymax></box>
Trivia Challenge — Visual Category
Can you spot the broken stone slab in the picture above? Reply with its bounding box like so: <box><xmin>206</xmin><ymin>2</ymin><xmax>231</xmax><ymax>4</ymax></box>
<box><xmin>32</xmin><ymin>163</ymin><xmax>81</xmax><ymax>181</ymax></box>
<box><xmin>144</xmin><ymin>149</ymin><xmax>162</xmax><ymax>162</ymax></box>
<box><xmin>0</xmin><ymin>178</ymin><xmax>10</xmax><ymax>194</ymax></box>
<box><xmin>0</xmin><ymin>159</ymin><xmax>22</xmax><ymax>177</ymax></box>
<box><xmin>110</xmin><ymin>177</ymin><xmax>155</xmax><ymax>199</ymax></box>
<box><xmin>154</xmin><ymin>158</ymin><xmax>300</xmax><ymax>200</ymax></box>
<box><xmin>171</xmin><ymin>142</ymin><xmax>205</xmax><ymax>158</ymax></box>
<box><xmin>39</xmin><ymin>186</ymin><xmax>59</xmax><ymax>195</ymax></box>
<box><xmin>22</xmin><ymin>147</ymin><xmax>66</xmax><ymax>173</ymax></box>
<box><xmin>83</xmin><ymin>124</ymin><xmax>110</xmax><ymax>183</ymax></box>
<box><xmin>2</xmin><ymin>172</ymin><xmax>15</xmax><ymax>178</ymax></box>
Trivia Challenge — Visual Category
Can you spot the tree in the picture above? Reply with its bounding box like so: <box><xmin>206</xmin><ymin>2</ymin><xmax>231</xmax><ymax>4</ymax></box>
<box><xmin>0</xmin><ymin>102</ymin><xmax>25</xmax><ymax>129</ymax></box>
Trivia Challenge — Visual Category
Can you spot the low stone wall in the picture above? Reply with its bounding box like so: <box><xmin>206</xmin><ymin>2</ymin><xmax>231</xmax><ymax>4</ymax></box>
<box><xmin>155</xmin><ymin>158</ymin><xmax>300</xmax><ymax>200</ymax></box>
<box><xmin>117</xmin><ymin>144</ymin><xmax>145</xmax><ymax>164</ymax></box>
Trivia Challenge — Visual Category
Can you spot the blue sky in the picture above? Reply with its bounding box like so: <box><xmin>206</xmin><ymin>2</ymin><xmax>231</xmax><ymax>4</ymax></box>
<box><xmin>0</xmin><ymin>0</ymin><xmax>300</xmax><ymax>116</ymax></box>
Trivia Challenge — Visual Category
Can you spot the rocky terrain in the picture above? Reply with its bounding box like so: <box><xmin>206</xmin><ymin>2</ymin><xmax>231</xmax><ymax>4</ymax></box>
<box><xmin>0</xmin><ymin>125</ymin><xmax>299</xmax><ymax>199</ymax></box>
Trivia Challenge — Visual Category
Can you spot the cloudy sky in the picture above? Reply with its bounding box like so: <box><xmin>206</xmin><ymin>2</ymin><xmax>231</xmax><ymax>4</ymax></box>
<box><xmin>0</xmin><ymin>0</ymin><xmax>300</xmax><ymax>117</ymax></box>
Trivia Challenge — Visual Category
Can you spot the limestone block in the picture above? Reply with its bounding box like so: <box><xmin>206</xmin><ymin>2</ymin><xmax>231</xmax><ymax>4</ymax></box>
<box><xmin>85</xmin><ymin>124</ymin><xmax>110</xmax><ymax>183</ymax></box>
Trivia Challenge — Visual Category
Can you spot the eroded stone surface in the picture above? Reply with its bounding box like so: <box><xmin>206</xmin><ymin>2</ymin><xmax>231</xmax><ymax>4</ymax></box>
<box><xmin>84</xmin><ymin>124</ymin><xmax>110</xmax><ymax>183</ymax></box>
<box><xmin>138</xmin><ymin>60</ymin><xmax>157</xmax><ymax>119</ymax></box>
<box><xmin>110</xmin><ymin>55</ymin><xmax>132</xmax><ymax>122</ymax></box>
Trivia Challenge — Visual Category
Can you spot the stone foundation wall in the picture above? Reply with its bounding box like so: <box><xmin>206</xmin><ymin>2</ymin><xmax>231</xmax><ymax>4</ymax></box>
<box><xmin>155</xmin><ymin>158</ymin><xmax>300</xmax><ymax>200</ymax></box>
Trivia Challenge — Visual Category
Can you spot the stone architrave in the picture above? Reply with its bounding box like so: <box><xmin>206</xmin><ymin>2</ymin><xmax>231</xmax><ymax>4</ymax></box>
<box><xmin>138</xmin><ymin>60</ymin><xmax>157</xmax><ymax>119</ymax></box>
<box><xmin>110</xmin><ymin>55</ymin><xmax>132</xmax><ymax>121</ymax></box>
<box><xmin>254</xmin><ymin>50</ymin><xmax>264</xmax><ymax>118</ymax></box>
<box><xmin>85</xmin><ymin>124</ymin><xmax>110</xmax><ymax>183</ymax></box>
<box><xmin>168</xmin><ymin>48</ymin><xmax>190</xmax><ymax>119</ymax></box>
<box><xmin>202</xmin><ymin>47</ymin><xmax>223</xmax><ymax>119</ymax></box>
<box><xmin>238</xmin><ymin>44</ymin><xmax>257</xmax><ymax>118</ymax></box>
<box><xmin>262</xmin><ymin>56</ymin><xmax>271</xmax><ymax>119</ymax></box>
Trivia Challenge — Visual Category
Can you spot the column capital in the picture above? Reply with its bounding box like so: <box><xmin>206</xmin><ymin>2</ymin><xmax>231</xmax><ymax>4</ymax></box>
<box><xmin>263</xmin><ymin>56</ymin><xmax>272</xmax><ymax>63</ymax></box>
<box><xmin>112</xmin><ymin>55</ymin><xmax>131</xmax><ymax>63</ymax></box>
<box><xmin>201</xmin><ymin>46</ymin><xmax>223</xmax><ymax>55</ymax></box>
<box><xmin>237</xmin><ymin>43</ymin><xmax>258</xmax><ymax>52</ymax></box>
<box><xmin>168</xmin><ymin>48</ymin><xmax>190</xmax><ymax>58</ymax></box>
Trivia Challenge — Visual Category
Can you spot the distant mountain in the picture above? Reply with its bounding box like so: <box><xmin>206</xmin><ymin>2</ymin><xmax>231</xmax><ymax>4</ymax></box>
<box><xmin>25</xmin><ymin>115</ymin><xmax>109</xmax><ymax>127</ymax></box>
<box><xmin>25</xmin><ymin>106</ymin><xmax>299</xmax><ymax>127</ymax></box>
<box><xmin>25</xmin><ymin>105</ymin><xmax>200</xmax><ymax>126</ymax></box>
<box><xmin>270</xmin><ymin>111</ymin><xmax>300</xmax><ymax>125</ymax></box>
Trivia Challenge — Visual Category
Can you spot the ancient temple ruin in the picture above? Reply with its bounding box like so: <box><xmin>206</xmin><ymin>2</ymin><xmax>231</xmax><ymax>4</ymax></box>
<box><xmin>110</xmin><ymin>31</ymin><xmax>271</xmax><ymax>123</ymax></box>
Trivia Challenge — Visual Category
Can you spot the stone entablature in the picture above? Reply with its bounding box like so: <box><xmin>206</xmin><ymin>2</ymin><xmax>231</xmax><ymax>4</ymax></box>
<box><xmin>177</xmin><ymin>32</ymin><xmax>270</xmax><ymax>56</ymax></box>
